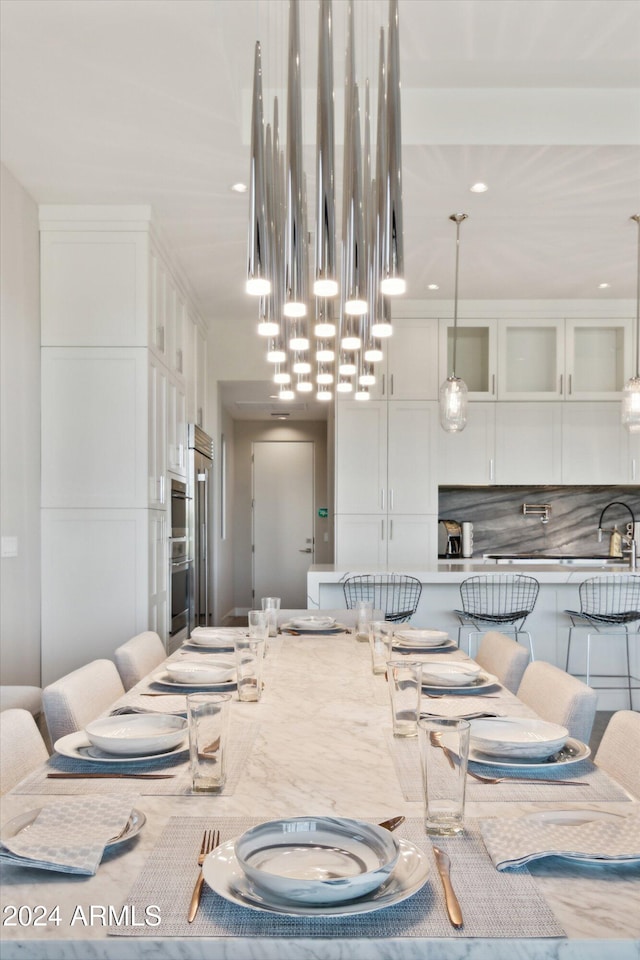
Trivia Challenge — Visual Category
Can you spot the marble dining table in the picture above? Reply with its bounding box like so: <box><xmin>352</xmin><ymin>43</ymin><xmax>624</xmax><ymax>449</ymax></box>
<box><xmin>1</xmin><ymin>627</ymin><xmax>639</xmax><ymax>959</ymax></box>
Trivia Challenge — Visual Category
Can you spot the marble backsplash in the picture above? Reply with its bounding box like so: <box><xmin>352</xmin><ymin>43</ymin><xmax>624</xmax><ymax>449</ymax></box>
<box><xmin>438</xmin><ymin>486</ymin><xmax>640</xmax><ymax>557</ymax></box>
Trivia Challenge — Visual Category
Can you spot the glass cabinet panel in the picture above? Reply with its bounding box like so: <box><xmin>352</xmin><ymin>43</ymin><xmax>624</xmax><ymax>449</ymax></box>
<box><xmin>439</xmin><ymin>319</ymin><xmax>496</xmax><ymax>399</ymax></box>
<box><xmin>498</xmin><ymin>319</ymin><xmax>563</xmax><ymax>399</ymax></box>
<box><xmin>567</xmin><ymin>320</ymin><xmax>631</xmax><ymax>397</ymax></box>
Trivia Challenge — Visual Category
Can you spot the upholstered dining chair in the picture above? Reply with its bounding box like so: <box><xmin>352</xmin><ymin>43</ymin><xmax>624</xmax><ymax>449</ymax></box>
<box><xmin>472</xmin><ymin>630</ymin><xmax>530</xmax><ymax>693</ymax></box>
<box><xmin>114</xmin><ymin>631</ymin><xmax>166</xmax><ymax>690</ymax></box>
<box><xmin>42</xmin><ymin>659</ymin><xmax>125</xmax><ymax>745</ymax></box>
<box><xmin>594</xmin><ymin>710</ymin><xmax>640</xmax><ymax>799</ymax></box>
<box><xmin>0</xmin><ymin>708</ymin><xmax>49</xmax><ymax>795</ymax></box>
<box><xmin>517</xmin><ymin>661</ymin><xmax>598</xmax><ymax>744</ymax></box>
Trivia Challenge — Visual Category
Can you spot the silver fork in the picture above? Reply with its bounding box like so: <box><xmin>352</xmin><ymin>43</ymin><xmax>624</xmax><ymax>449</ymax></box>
<box><xmin>466</xmin><ymin>768</ymin><xmax>588</xmax><ymax>786</ymax></box>
<box><xmin>188</xmin><ymin>828</ymin><xmax>220</xmax><ymax>922</ymax></box>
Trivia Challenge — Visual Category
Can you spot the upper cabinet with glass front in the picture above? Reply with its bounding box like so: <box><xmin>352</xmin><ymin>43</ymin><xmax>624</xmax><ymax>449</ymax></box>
<box><xmin>438</xmin><ymin>319</ymin><xmax>497</xmax><ymax>400</ymax></box>
<box><xmin>497</xmin><ymin>319</ymin><xmax>564</xmax><ymax>400</ymax></box>
<box><xmin>565</xmin><ymin>318</ymin><xmax>633</xmax><ymax>399</ymax></box>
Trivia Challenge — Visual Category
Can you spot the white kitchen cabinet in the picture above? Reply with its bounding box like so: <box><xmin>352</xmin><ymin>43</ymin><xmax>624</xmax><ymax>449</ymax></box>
<box><xmin>497</xmin><ymin>319</ymin><xmax>564</xmax><ymax>400</ymax></box>
<box><xmin>494</xmin><ymin>402</ymin><xmax>563</xmax><ymax>484</ymax></box>
<box><xmin>386</xmin><ymin>515</ymin><xmax>436</xmax><ymax>566</ymax></box>
<box><xmin>195</xmin><ymin>323</ymin><xmax>208</xmax><ymax>429</ymax></box>
<box><xmin>335</xmin><ymin>515</ymin><xmax>387</xmax><ymax>566</ymax></box>
<box><xmin>437</xmin><ymin>403</ymin><xmax>496</xmax><ymax>485</ymax></box>
<box><xmin>334</xmin><ymin>514</ymin><xmax>436</xmax><ymax>567</ymax></box>
<box><xmin>148</xmin><ymin>507</ymin><xmax>168</xmax><ymax>641</ymax></box>
<box><xmin>41</xmin><ymin>347</ymin><xmax>149</xmax><ymax>509</ymax></box>
<box><xmin>565</xmin><ymin>318</ymin><xmax>633</xmax><ymax>399</ymax></box>
<box><xmin>439</xmin><ymin>319</ymin><xmax>497</xmax><ymax>400</ymax></box>
<box><xmin>561</xmin><ymin>402</ymin><xmax>632</xmax><ymax>483</ymax></box>
<box><xmin>148</xmin><ymin>354</ymin><xmax>167</xmax><ymax>507</ymax></box>
<box><xmin>387</xmin><ymin>401</ymin><xmax>438</xmax><ymax>514</ymax></box>
<box><xmin>335</xmin><ymin>400</ymin><xmax>388</xmax><ymax>514</ymax></box>
<box><xmin>167</xmin><ymin>373</ymin><xmax>187</xmax><ymax>478</ymax></box>
<box><xmin>370</xmin><ymin>319</ymin><xmax>438</xmax><ymax>400</ymax></box>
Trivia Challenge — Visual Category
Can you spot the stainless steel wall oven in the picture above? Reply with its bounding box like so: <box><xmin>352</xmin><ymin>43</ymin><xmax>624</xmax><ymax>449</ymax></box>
<box><xmin>169</xmin><ymin>479</ymin><xmax>192</xmax><ymax>636</ymax></box>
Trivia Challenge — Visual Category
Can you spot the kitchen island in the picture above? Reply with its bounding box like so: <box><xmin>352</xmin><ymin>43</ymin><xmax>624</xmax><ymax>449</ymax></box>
<box><xmin>307</xmin><ymin>561</ymin><xmax>638</xmax><ymax>710</ymax></box>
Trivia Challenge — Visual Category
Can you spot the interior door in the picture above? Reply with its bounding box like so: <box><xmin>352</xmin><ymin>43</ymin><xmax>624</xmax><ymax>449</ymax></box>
<box><xmin>252</xmin><ymin>441</ymin><xmax>314</xmax><ymax>608</ymax></box>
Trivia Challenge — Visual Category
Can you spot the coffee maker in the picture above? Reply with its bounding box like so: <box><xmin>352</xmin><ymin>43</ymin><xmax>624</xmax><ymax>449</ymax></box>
<box><xmin>438</xmin><ymin>520</ymin><xmax>462</xmax><ymax>558</ymax></box>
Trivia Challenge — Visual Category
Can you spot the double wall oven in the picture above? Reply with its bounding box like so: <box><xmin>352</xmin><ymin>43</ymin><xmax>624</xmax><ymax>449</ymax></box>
<box><xmin>169</xmin><ymin>479</ymin><xmax>191</xmax><ymax>637</ymax></box>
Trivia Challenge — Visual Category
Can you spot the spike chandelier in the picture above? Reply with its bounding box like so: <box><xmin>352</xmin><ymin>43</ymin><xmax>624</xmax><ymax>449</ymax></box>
<box><xmin>245</xmin><ymin>0</ymin><xmax>405</xmax><ymax>403</ymax></box>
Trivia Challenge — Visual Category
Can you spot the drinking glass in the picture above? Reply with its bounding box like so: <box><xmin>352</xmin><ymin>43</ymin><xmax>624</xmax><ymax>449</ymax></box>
<box><xmin>386</xmin><ymin>660</ymin><xmax>423</xmax><ymax>736</ymax></box>
<box><xmin>369</xmin><ymin>620</ymin><xmax>394</xmax><ymax>674</ymax></box>
<box><xmin>355</xmin><ymin>601</ymin><xmax>374</xmax><ymax>641</ymax></box>
<box><xmin>187</xmin><ymin>693</ymin><xmax>231</xmax><ymax>793</ymax></box>
<box><xmin>234</xmin><ymin>636</ymin><xmax>266</xmax><ymax>701</ymax></box>
<box><xmin>418</xmin><ymin>717</ymin><xmax>470</xmax><ymax>836</ymax></box>
<box><xmin>247</xmin><ymin>609</ymin><xmax>268</xmax><ymax>639</ymax></box>
<box><xmin>261</xmin><ymin>597</ymin><xmax>281</xmax><ymax>637</ymax></box>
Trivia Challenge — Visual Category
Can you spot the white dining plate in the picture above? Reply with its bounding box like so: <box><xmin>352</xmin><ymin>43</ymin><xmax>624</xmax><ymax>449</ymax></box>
<box><xmin>281</xmin><ymin>621</ymin><xmax>348</xmax><ymax>634</ymax></box>
<box><xmin>183</xmin><ymin>639</ymin><xmax>235</xmax><ymax>652</ymax></box>
<box><xmin>188</xmin><ymin>629</ymin><xmax>246</xmax><ymax>649</ymax></box>
<box><xmin>463</xmin><ymin>736</ymin><xmax>591</xmax><ymax>768</ymax></box>
<box><xmin>394</xmin><ymin>629</ymin><xmax>449</xmax><ymax>647</ymax></box>
<box><xmin>290</xmin><ymin>616</ymin><xmax>336</xmax><ymax>629</ymax></box>
<box><xmin>421</xmin><ymin>670</ymin><xmax>500</xmax><ymax>693</ymax></box>
<box><xmin>54</xmin><ymin>731</ymin><xmax>188</xmax><ymax>764</ymax></box>
<box><xmin>203</xmin><ymin>837</ymin><xmax>429</xmax><ymax>916</ymax></box>
<box><xmin>1</xmin><ymin>808</ymin><xmax>147</xmax><ymax>849</ymax></box>
<box><xmin>84</xmin><ymin>713</ymin><xmax>188</xmax><ymax>755</ymax></box>
<box><xmin>151</xmin><ymin>671</ymin><xmax>237</xmax><ymax>690</ymax></box>
<box><xmin>469</xmin><ymin>717</ymin><xmax>569</xmax><ymax>759</ymax></box>
<box><xmin>420</xmin><ymin>662</ymin><xmax>482</xmax><ymax>686</ymax></box>
<box><xmin>393</xmin><ymin>638</ymin><xmax>455</xmax><ymax>652</ymax></box>
<box><xmin>165</xmin><ymin>659</ymin><xmax>236</xmax><ymax>684</ymax></box>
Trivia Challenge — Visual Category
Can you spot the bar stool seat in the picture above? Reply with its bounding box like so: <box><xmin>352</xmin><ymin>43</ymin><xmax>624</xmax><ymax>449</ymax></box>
<box><xmin>454</xmin><ymin>574</ymin><xmax>539</xmax><ymax>659</ymax></box>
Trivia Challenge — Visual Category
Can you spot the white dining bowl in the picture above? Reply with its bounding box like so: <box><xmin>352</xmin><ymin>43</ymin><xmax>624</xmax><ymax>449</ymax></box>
<box><xmin>420</xmin><ymin>662</ymin><xmax>482</xmax><ymax>686</ymax></box>
<box><xmin>394</xmin><ymin>628</ymin><xmax>449</xmax><ymax>647</ymax></box>
<box><xmin>165</xmin><ymin>659</ymin><xmax>235</xmax><ymax>684</ymax></box>
<box><xmin>84</xmin><ymin>714</ymin><xmax>188</xmax><ymax>756</ymax></box>
<box><xmin>469</xmin><ymin>717</ymin><xmax>569</xmax><ymax>759</ymax></box>
<box><xmin>290</xmin><ymin>616</ymin><xmax>336</xmax><ymax>630</ymax></box>
<box><xmin>234</xmin><ymin>817</ymin><xmax>399</xmax><ymax>905</ymax></box>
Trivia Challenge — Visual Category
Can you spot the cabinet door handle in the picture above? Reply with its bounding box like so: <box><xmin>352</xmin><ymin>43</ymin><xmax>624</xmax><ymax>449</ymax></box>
<box><xmin>390</xmin><ymin>374</ymin><xmax>394</xmax><ymax>396</ymax></box>
<box><xmin>177</xmin><ymin>348</ymin><xmax>183</xmax><ymax>373</ymax></box>
<box><xmin>389</xmin><ymin>519</ymin><xmax>394</xmax><ymax>540</ymax></box>
<box><xmin>389</xmin><ymin>488</ymin><xmax>394</xmax><ymax>511</ymax></box>
<box><xmin>381</xmin><ymin>519</ymin><xmax>385</xmax><ymax>541</ymax></box>
<box><xmin>568</xmin><ymin>374</ymin><xmax>572</xmax><ymax>395</ymax></box>
<box><xmin>381</xmin><ymin>488</ymin><xmax>385</xmax><ymax>511</ymax></box>
<box><xmin>381</xmin><ymin>374</ymin><xmax>386</xmax><ymax>396</ymax></box>
<box><xmin>489</xmin><ymin>458</ymin><xmax>495</xmax><ymax>483</ymax></box>
<box><xmin>159</xmin><ymin>325</ymin><xmax>165</xmax><ymax>353</ymax></box>
<box><xmin>559</xmin><ymin>373</ymin><xmax>563</xmax><ymax>395</ymax></box>
<box><xmin>491</xmin><ymin>373</ymin><xmax>495</xmax><ymax>396</ymax></box>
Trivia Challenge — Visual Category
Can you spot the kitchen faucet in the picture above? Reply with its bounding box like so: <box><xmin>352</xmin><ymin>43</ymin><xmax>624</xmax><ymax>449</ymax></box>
<box><xmin>597</xmin><ymin>501</ymin><xmax>637</xmax><ymax>571</ymax></box>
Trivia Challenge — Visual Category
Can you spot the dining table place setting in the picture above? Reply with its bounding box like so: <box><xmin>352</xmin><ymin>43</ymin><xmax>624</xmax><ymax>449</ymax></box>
<box><xmin>109</xmin><ymin>815</ymin><xmax>565</xmax><ymax>941</ymax></box>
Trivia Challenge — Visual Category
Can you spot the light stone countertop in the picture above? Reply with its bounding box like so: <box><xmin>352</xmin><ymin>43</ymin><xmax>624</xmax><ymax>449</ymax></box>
<box><xmin>1</xmin><ymin>634</ymin><xmax>639</xmax><ymax>959</ymax></box>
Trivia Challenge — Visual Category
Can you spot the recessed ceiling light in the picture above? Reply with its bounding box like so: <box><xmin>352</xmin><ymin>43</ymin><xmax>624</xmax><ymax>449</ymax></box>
<box><xmin>598</xmin><ymin>282</ymin><xmax>611</xmax><ymax>289</ymax></box>
<box><xmin>470</xmin><ymin>182</ymin><xmax>488</xmax><ymax>193</ymax></box>
<box><xmin>231</xmin><ymin>182</ymin><xmax>247</xmax><ymax>193</ymax></box>
<box><xmin>427</xmin><ymin>283</ymin><xmax>439</xmax><ymax>291</ymax></box>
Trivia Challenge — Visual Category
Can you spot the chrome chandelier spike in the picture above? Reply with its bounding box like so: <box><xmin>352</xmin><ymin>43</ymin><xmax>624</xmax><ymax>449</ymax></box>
<box><xmin>381</xmin><ymin>0</ymin><xmax>405</xmax><ymax>296</ymax></box>
<box><xmin>314</xmin><ymin>0</ymin><xmax>337</xmax><ymax>298</ymax></box>
<box><xmin>247</xmin><ymin>42</ymin><xmax>270</xmax><ymax>297</ymax></box>
<box><xmin>283</xmin><ymin>0</ymin><xmax>307</xmax><ymax>318</ymax></box>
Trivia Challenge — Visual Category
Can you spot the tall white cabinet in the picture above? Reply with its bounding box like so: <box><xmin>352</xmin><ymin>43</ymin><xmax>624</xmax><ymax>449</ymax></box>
<box><xmin>39</xmin><ymin>205</ymin><xmax>207</xmax><ymax>684</ymax></box>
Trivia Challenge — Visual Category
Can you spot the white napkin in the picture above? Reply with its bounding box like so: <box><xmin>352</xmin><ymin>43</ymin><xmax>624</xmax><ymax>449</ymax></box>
<box><xmin>480</xmin><ymin>815</ymin><xmax>640</xmax><ymax>870</ymax></box>
<box><xmin>0</xmin><ymin>797</ymin><xmax>135</xmax><ymax>875</ymax></box>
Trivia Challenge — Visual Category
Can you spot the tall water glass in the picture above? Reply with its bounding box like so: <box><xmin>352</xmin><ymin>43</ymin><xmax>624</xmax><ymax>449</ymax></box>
<box><xmin>355</xmin><ymin>601</ymin><xmax>374</xmax><ymax>641</ymax></box>
<box><xmin>187</xmin><ymin>693</ymin><xmax>231</xmax><ymax>793</ymax></box>
<box><xmin>386</xmin><ymin>660</ymin><xmax>423</xmax><ymax>737</ymax></box>
<box><xmin>234</xmin><ymin>636</ymin><xmax>266</xmax><ymax>701</ymax></box>
<box><xmin>418</xmin><ymin>717</ymin><xmax>470</xmax><ymax>836</ymax></box>
<box><xmin>261</xmin><ymin>597</ymin><xmax>281</xmax><ymax>637</ymax></box>
<box><xmin>247</xmin><ymin>609</ymin><xmax>268</xmax><ymax>639</ymax></box>
<box><xmin>369</xmin><ymin>620</ymin><xmax>394</xmax><ymax>674</ymax></box>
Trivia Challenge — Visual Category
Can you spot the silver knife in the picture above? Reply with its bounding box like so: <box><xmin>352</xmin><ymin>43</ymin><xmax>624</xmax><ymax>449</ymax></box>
<box><xmin>433</xmin><ymin>845</ymin><xmax>463</xmax><ymax>928</ymax></box>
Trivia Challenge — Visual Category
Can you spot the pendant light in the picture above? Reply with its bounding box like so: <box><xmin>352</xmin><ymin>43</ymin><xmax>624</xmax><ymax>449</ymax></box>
<box><xmin>439</xmin><ymin>214</ymin><xmax>469</xmax><ymax>433</ymax></box>
<box><xmin>246</xmin><ymin>42</ymin><xmax>271</xmax><ymax>297</ymax></box>
<box><xmin>622</xmin><ymin>214</ymin><xmax>640</xmax><ymax>432</ymax></box>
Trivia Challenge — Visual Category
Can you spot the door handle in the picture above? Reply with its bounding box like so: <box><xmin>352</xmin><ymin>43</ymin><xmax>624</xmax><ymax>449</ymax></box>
<box><xmin>299</xmin><ymin>548</ymin><xmax>313</xmax><ymax>553</ymax></box>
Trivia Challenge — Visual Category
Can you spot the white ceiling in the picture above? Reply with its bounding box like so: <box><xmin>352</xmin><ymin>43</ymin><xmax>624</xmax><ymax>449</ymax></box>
<box><xmin>2</xmin><ymin>0</ymin><xmax>640</xmax><ymax>420</ymax></box>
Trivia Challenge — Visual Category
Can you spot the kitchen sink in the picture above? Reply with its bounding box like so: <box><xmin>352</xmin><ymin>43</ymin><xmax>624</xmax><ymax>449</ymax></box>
<box><xmin>483</xmin><ymin>554</ymin><xmax>629</xmax><ymax>567</ymax></box>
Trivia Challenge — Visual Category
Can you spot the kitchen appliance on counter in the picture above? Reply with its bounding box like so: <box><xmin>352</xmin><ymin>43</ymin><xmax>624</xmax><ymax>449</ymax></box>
<box><xmin>438</xmin><ymin>519</ymin><xmax>462</xmax><ymax>558</ymax></box>
<box><xmin>188</xmin><ymin>424</ymin><xmax>214</xmax><ymax>633</ymax></box>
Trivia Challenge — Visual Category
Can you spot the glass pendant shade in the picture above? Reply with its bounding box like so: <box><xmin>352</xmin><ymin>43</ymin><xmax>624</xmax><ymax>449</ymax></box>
<box><xmin>316</xmin><ymin>341</ymin><xmax>335</xmax><ymax>362</ymax></box>
<box><xmin>622</xmin><ymin>215</ymin><xmax>640</xmax><ymax>431</ymax></box>
<box><xmin>267</xmin><ymin>346</ymin><xmax>287</xmax><ymax>364</ymax></box>
<box><xmin>315</xmin><ymin>321</ymin><xmax>336</xmax><ymax>337</ymax></box>
<box><xmin>292</xmin><ymin>357</ymin><xmax>312</xmax><ymax>375</ymax></box>
<box><xmin>355</xmin><ymin>387</ymin><xmax>370</xmax><ymax>401</ymax></box>
<box><xmin>273</xmin><ymin>367</ymin><xmax>291</xmax><ymax>384</ymax></box>
<box><xmin>336</xmin><ymin>377</ymin><xmax>354</xmax><ymax>393</ymax></box>
<box><xmin>365</xmin><ymin>343</ymin><xmax>384</xmax><ymax>362</ymax></box>
<box><xmin>247</xmin><ymin>42</ymin><xmax>271</xmax><ymax>296</ymax></box>
<box><xmin>296</xmin><ymin>378</ymin><xmax>313</xmax><ymax>393</ymax></box>
<box><xmin>258</xmin><ymin>320</ymin><xmax>280</xmax><ymax>336</ymax></box>
<box><xmin>439</xmin><ymin>376</ymin><xmax>468</xmax><ymax>432</ymax></box>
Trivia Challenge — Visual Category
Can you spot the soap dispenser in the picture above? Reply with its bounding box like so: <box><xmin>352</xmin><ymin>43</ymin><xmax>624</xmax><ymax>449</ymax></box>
<box><xmin>609</xmin><ymin>525</ymin><xmax>623</xmax><ymax>558</ymax></box>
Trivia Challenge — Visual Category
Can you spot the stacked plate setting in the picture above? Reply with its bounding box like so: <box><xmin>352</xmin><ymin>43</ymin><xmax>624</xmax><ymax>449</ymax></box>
<box><xmin>393</xmin><ymin>628</ymin><xmax>451</xmax><ymax>650</ymax></box>
<box><xmin>82</xmin><ymin>714</ymin><xmax>188</xmax><ymax>756</ymax></box>
<box><xmin>469</xmin><ymin>718</ymin><xmax>570</xmax><ymax>760</ymax></box>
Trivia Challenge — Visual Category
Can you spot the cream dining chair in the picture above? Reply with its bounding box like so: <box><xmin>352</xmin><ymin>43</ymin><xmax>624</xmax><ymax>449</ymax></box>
<box><xmin>114</xmin><ymin>631</ymin><xmax>166</xmax><ymax>690</ymax></box>
<box><xmin>42</xmin><ymin>659</ymin><xmax>125</xmax><ymax>745</ymax></box>
<box><xmin>0</xmin><ymin>708</ymin><xmax>49</xmax><ymax>795</ymax></box>
<box><xmin>517</xmin><ymin>661</ymin><xmax>598</xmax><ymax>744</ymax></box>
<box><xmin>594</xmin><ymin>710</ymin><xmax>640</xmax><ymax>799</ymax></box>
<box><xmin>471</xmin><ymin>630</ymin><xmax>530</xmax><ymax>694</ymax></box>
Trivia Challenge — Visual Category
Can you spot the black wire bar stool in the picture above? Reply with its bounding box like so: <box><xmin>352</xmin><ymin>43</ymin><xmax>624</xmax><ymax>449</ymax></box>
<box><xmin>342</xmin><ymin>574</ymin><xmax>423</xmax><ymax>624</ymax></box>
<box><xmin>455</xmin><ymin>574</ymin><xmax>539</xmax><ymax>659</ymax></box>
<box><xmin>565</xmin><ymin>575</ymin><xmax>640</xmax><ymax>709</ymax></box>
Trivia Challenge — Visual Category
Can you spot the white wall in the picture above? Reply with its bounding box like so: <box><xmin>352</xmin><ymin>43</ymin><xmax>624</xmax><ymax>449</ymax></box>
<box><xmin>0</xmin><ymin>164</ymin><xmax>41</xmax><ymax>683</ymax></box>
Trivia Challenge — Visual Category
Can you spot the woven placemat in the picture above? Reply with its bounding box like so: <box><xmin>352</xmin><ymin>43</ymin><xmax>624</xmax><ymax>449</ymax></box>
<box><xmin>386</xmin><ymin>732</ymin><xmax>631</xmax><ymax>803</ymax></box>
<box><xmin>111</xmin><ymin>816</ymin><xmax>565</xmax><ymax>939</ymax></box>
<box><xmin>12</xmin><ymin>722</ymin><xmax>259</xmax><ymax>798</ymax></box>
